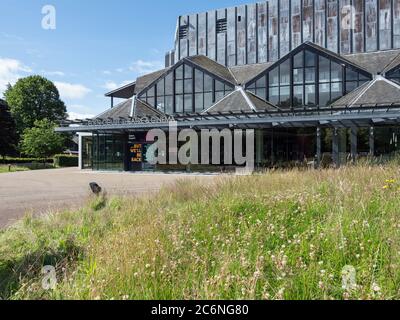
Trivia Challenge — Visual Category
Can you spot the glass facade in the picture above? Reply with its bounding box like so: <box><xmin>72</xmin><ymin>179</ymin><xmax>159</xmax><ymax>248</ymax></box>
<box><xmin>92</xmin><ymin>133</ymin><xmax>125</xmax><ymax>171</ymax></box>
<box><xmin>386</xmin><ymin>66</ymin><xmax>400</xmax><ymax>83</ymax></box>
<box><xmin>138</xmin><ymin>62</ymin><xmax>234</xmax><ymax>114</ymax></box>
<box><xmin>246</xmin><ymin>48</ymin><xmax>372</xmax><ymax>109</ymax></box>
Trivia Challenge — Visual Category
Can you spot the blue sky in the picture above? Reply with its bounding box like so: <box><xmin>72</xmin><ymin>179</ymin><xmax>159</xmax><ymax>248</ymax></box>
<box><xmin>0</xmin><ymin>0</ymin><xmax>252</xmax><ymax>119</ymax></box>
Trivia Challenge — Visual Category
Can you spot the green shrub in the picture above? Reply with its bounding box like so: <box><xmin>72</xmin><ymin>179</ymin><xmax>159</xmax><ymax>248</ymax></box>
<box><xmin>0</xmin><ymin>157</ymin><xmax>53</xmax><ymax>164</ymax></box>
<box><xmin>53</xmin><ymin>154</ymin><xmax>78</xmax><ymax>167</ymax></box>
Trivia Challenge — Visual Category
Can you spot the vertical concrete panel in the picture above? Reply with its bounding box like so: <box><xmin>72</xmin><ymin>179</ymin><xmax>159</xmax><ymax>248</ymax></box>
<box><xmin>353</xmin><ymin>0</ymin><xmax>365</xmax><ymax>52</ymax></box>
<box><xmin>315</xmin><ymin>0</ymin><xmax>326</xmax><ymax>47</ymax></box>
<box><xmin>394</xmin><ymin>0</ymin><xmax>400</xmax><ymax>48</ymax></box>
<box><xmin>227</xmin><ymin>7</ymin><xmax>236</xmax><ymax>66</ymax></box>
<box><xmin>280</xmin><ymin>0</ymin><xmax>290</xmax><ymax>56</ymax></box>
<box><xmin>247</xmin><ymin>3</ymin><xmax>257</xmax><ymax>64</ymax></box>
<box><xmin>237</xmin><ymin>5</ymin><xmax>247</xmax><ymax>65</ymax></box>
<box><xmin>340</xmin><ymin>0</ymin><xmax>352</xmax><ymax>54</ymax></box>
<box><xmin>268</xmin><ymin>0</ymin><xmax>279</xmax><ymax>61</ymax></box>
<box><xmin>257</xmin><ymin>2</ymin><xmax>268</xmax><ymax>63</ymax></box>
<box><xmin>217</xmin><ymin>9</ymin><xmax>227</xmax><ymax>65</ymax></box>
<box><xmin>207</xmin><ymin>10</ymin><xmax>216</xmax><ymax>61</ymax></box>
<box><xmin>198</xmin><ymin>13</ymin><xmax>207</xmax><ymax>56</ymax></box>
<box><xmin>291</xmin><ymin>0</ymin><xmax>302</xmax><ymax>49</ymax></box>
<box><xmin>189</xmin><ymin>14</ymin><xmax>198</xmax><ymax>57</ymax></box>
<box><xmin>380</xmin><ymin>0</ymin><xmax>392</xmax><ymax>50</ymax></box>
<box><xmin>365</xmin><ymin>0</ymin><xmax>378</xmax><ymax>52</ymax></box>
<box><xmin>303</xmin><ymin>0</ymin><xmax>314</xmax><ymax>42</ymax></box>
<box><xmin>327</xmin><ymin>0</ymin><xmax>339</xmax><ymax>53</ymax></box>
<box><xmin>180</xmin><ymin>16</ymin><xmax>189</xmax><ymax>59</ymax></box>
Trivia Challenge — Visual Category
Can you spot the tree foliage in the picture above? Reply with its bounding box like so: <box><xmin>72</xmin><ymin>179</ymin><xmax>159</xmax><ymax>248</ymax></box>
<box><xmin>21</xmin><ymin>119</ymin><xmax>65</xmax><ymax>159</ymax></box>
<box><xmin>4</xmin><ymin>75</ymin><xmax>67</xmax><ymax>136</ymax></box>
<box><xmin>0</xmin><ymin>99</ymin><xmax>17</xmax><ymax>158</ymax></box>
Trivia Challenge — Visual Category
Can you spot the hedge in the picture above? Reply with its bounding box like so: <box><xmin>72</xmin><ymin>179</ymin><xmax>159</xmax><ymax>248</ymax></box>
<box><xmin>53</xmin><ymin>154</ymin><xmax>78</xmax><ymax>167</ymax></box>
<box><xmin>1</xmin><ymin>157</ymin><xmax>53</xmax><ymax>164</ymax></box>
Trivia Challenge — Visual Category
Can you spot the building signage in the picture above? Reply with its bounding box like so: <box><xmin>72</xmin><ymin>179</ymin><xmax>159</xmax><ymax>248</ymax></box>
<box><xmin>87</xmin><ymin>116</ymin><xmax>175</xmax><ymax>127</ymax></box>
<box><xmin>130</xmin><ymin>144</ymin><xmax>143</xmax><ymax>163</ymax></box>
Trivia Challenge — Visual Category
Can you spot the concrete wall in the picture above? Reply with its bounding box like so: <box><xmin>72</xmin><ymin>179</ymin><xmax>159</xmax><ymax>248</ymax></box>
<box><xmin>173</xmin><ymin>0</ymin><xmax>400</xmax><ymax>66</ymax></box>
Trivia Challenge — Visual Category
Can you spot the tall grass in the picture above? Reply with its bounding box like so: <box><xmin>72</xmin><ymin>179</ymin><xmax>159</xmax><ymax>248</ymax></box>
<box><xmin>1</xmin><ymin>165</ymin><xmax>400</xmax><ymax>300</ymax></box>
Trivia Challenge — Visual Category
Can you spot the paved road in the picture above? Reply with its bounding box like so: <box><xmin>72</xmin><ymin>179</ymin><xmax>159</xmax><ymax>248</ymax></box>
<box><xmin>0</xmin><ymin>168</ymin><xmax>215</xmax><ymax>228</ymax></box>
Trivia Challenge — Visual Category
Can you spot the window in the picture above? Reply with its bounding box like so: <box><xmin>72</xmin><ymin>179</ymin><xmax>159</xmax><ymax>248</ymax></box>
<box><xmin>246</xmin><ymin>46</ymin><xmax>372</xmax><ymax>109</ymax></box>
<box><xmin>137</xmin><ymin>62</ymin><xmax>234</xmax><ymax>114</ymax></box>
<box><xmin>386</xmin><ymin>66</ymin><xmax>400</xmax><ymax>84</ymax></box>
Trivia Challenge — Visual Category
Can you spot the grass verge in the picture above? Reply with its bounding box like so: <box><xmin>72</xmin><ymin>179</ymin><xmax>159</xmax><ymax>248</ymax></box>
<box><xmin>1</xmin><ymin>165</ymin><xmax>400</xmax><ymax>300</ymax></box>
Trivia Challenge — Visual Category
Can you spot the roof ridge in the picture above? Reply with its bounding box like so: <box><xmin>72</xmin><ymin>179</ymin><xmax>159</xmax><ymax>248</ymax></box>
<box><xmin>381</xmin><ymin>51</ymin><xmax>400</xmax><ymax>74</ymax></box>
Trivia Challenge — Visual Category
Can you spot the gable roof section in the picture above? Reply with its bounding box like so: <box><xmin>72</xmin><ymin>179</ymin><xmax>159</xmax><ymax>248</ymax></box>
<box><xmin>202</xmin><ymin>88</ymin><xmax>278</xmax><ymax>114</ymax></box>
<box><xmin>94</xmin><ymin>98</ymin><xmax>165</xmax><ymax>120</ymax></box>
<box><xmin>344</xmin><ymin>49</ymin><xmax>400</xmax><ymax>75</ymax></box>
<box><xmin>134</xmin><ymin>99</ymin><xmax>166</xmax><ymax>118</ymax></box>
<box><xmin>229</xmin><ymin>62</ymin><xmax>273</xmax><ymax>85</ymax></box>
<box><xmin>331</xmin><ymin>76</ymin><xmax>400</xmax><ymax>107</ymax></box>
<box><xmin>105</xmin><ymin>81</ymin><xmax>136</xmax><ymax>98</ymax></box>
<box><xmin>135</xmin><ymin>67</ymin><xmax>171</xmax><ymax>94</ymax></box>
<box><xmin>95</xmin><ymin>99</ymin><xmax>132</xmax><ymax>120</ymax></box>
<box><xmin>184</xmin><ymin>55</ymin><xmax>237</xmax><ymax>85</ymax></box>
<box><xmin>244</xmin><ymin>42</ymin><xmax>372</xmax><ymax>86</ymax></box>
<box><xmin>381</xmin><ymin>51</ymin><xmax>400</xmax><ymax>75</ymax></box>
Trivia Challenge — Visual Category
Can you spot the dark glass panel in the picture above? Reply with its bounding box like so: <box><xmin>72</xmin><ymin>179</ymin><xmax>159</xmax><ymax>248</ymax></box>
<box><xmin>165</xmin><ymin>73</ymin><xmax>173</xmax><ymax>95</ymax></box>
<box><xmin>331</xmin><ymin>61</ymin><xmax>343</xmax><ymax>82</ymax></box>
<box><xmin>157</xmin><ymin>78</ymin><xmax>165</xmax><ymax>96</ymax></box>
<box><xmin>175</xmin><ymin>95</ymin><xmax>184</xmax><ymax>113</ymax></box>
<box><xmin>147</xmin><ymin>86</ymin><xmax>155</xmax><ymax>97</ymax></box>
<box><xmin>319</xmin><ymin>83</ymin><xmax>330</xmax><ymax>106</ymax></box>
<box><xmin>305</xmin><ymin>50</ymin><xmax>316</xmax><ymax>67</ymax></box>
<box><xmin>256</xmin><ymin>76</ymin><xmax>266</xmax><ymax>88</ymax></box>
<box><xmin>293</xmin><ymin>51</ymin><xmax>304</xmax><ymax>68</ymax></box>
<box><xmin>293</xmin><ymin>85</ymin><xmax>303</xmax><ymax>107</ymax></box>
<box><xmin>346</xmin><ymin>68</ymin><xmax>358</xmax><ymax>81</ymax></box>
<box><xmin>184</xmin><ymin>79</ymin><xmax>193</xmax><ymax>93</ymax></box>
<box><xmin>175</xmin><ymin>65</ymin><xmax>184</xmax><ymax>79</ymax></box>
<box><xmin>319</xmin><ymin>56</ymin><xmax>330</xmax><ymax>83</ymax></box>
<box><xmin>204</xmin><ymin>74</ymin><xmax>213</xmax><ymax>91</ymax></box>
<box><xmin>175</xmin><ymin>79</ymin><xmax>183</xmax><ymax>94</ymax></box>
<box><xmin>305</xmin><ymin>85</ymin><xmax>316</xmax><ymax>106</ymax></box>
<box><xmin>305</xmin><ymin>67</ymin><xmax>315</xmax><ymax>83</ymax></box>
<box><xmin>184</xmin><ymin>64</ymin><xmax>193</xmax><ymax>78</ymax></box>
<box><xmin>195</xmin><ymin>93</ymin><xmax>204</xmax><ymax>111</ymax></box>
<box><xmin>255</xmin><ymin>88</ymin><xmax>266</xmax><ymax>99</ymax></box>
<box><xmin>269</xmin><ymin>67</ymin><xmax>279</xmax><ymax>86</ymax></box>
<box><xmin>165</xmin><ymin>96</ymin><xmax>173</xmax><ymax>114</ymax></box>
<box><xmin>293</xmin><ymin>68</ymin><xmax>303</xmax><ymax>84</ymax></box>
<box><xmin>280</xmin><ymin>59</ymin><xmax>291</xmax><ymax>85</ymax></box>
<box><xmin>195</xmin><ymin>69</ymin><xmax>204</xmax><ymax>92</ymax></box>
<box><xmin>184</xmin><ymin>94</ymin><xmax>193</xmax><ymax>112</ymax></box>
<box><xmin>204</xmin><ymin>92</ymin><xmax>213</xmax><ymax>109</ymax></box>
<box><xmin>215</xmin><ymin>80</ymin><xmax>224</xmax><ymax>91</ymax></box>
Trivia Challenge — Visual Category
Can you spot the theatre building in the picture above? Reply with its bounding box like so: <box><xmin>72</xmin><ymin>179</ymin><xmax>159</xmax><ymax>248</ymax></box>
<box><xmin>57</xmin><ymin>0</ymin><xmax>400</xmax><ymax>171</ymax></box>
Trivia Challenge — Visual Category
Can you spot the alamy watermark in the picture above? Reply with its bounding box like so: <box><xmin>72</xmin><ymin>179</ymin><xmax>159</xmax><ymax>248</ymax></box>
<box><xmin>42</xmin><ymin>5</ymin><xmax>56</xmax><ymax>30</ymax></box>
<box><xmin>145</xmin><ymin>122</ymin><xmax>255</xmax><ymax>173</ymax></box>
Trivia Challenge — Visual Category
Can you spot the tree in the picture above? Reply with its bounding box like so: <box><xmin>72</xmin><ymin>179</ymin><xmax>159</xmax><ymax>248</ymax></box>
<box><xmin>4</xmin><ymin>75</ymin><xmax>67</xmax><ymax>136</ymax></box>
<box><xmin>0</xmin><ymin>99</ymin><xmax>17</xmax><ymax>159</ymax></box>
<box><xmin>21</xmin><ymin>119</ymin><xmax>65</xmax><ymax>165</ymax></box>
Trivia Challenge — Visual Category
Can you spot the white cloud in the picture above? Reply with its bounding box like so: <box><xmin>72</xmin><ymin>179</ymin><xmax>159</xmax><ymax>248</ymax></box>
<box><xmin>55</xmin><ymin>81</ymin><xmax>91</xmax><ymax>100</ymax></box>
<box><xmin>102</xmin><ymin>80</ymin><xmax>135</xmax><ymax>91</ymax></box>
<box><xmin>129</xmin><ymin>59</ymin><xmax>163</xmax><ymax>75</ymax></box>
<box><xmin>68</xmin><ymin>112</ymin><xmax>95</xmax><ymax>120</ymax></box>
<box><xmin>0</xmin><ymin>57</ymin><xmax>32</xmax><ymax>93</ymax></box>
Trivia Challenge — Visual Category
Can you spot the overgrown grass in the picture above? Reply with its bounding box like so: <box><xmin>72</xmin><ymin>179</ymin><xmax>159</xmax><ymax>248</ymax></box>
<box><xmin>1</xmin><ymin>165</ymin><xmax>400</xmax><ymax>300</ymax></box>
<box><xmin>0</xmin><ymin>165</ymin><xmax>30</xmax><ymax>173</ymax></box>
